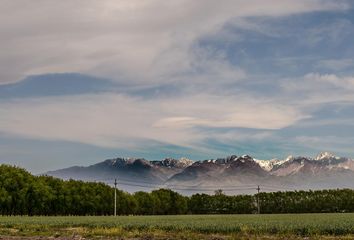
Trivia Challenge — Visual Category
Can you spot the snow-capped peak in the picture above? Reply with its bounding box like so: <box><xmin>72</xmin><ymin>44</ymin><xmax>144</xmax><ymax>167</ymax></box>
<box><xmin>285</xmin><ymin>155</ymin><xmax>295</xmax><ymax>162</ymax></box>
<box><xmin>315</xmin><ymin>152</ymin><xmax>338</xmax><ymax>161</ymax></box>
<box><xmin>179</xmin><ymin>157</ymin><xmax>194</xmax><ymax>167</ymax></box>
<box><xmin>254</xmin><ymin>159</ymin><xmax>274</xmax><ymax>171</ymax></box>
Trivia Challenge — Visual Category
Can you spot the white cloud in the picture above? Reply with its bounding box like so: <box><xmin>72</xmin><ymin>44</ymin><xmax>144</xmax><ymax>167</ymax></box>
<box><xmin>304</xmin><ymin>73</ymin><xmax>354</xmax><ymax>89</ymax></box>
<box><xmin>1</xmin><ymin>0</ymin><xmax>353</xmax><ymax>162</ymax></box>
<box><xmin>154</xmin><ymin>95</ymin><xmax>306</xmax><ymax>130</ymax></box>
<box><xmin>280</xmin><ymin>73</ymin><xmax>354</xmax><ymax>108</ymax></box>
<box><xmin>0</xmin><ymin>93</ymin><xmax>307</xmax><ymax>149</ymax></box>
<box><xmin>0</xmin><ymin>0</ymin><xmax>348</xmax><ymax>85</ymax></box>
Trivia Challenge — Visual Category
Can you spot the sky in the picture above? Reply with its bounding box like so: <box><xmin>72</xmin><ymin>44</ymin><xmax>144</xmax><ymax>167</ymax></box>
<box><xmin>1</xmin><ymin>0</ymin><xmax>354</xmax><ymax>173</ymax></box>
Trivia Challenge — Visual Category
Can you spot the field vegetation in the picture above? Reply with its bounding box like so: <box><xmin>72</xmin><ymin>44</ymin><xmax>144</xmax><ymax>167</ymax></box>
<box><xmin>0</xmin><ymin>214</ymin><xmax>353</xmax><ymax>239</ymax></box>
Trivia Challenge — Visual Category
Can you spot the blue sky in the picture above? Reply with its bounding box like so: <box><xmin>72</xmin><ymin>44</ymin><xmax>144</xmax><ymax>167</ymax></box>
<box><xmin>1</xmin><ymin>0</ymin><xmax>354</xmax><ymax>173</ymax></box>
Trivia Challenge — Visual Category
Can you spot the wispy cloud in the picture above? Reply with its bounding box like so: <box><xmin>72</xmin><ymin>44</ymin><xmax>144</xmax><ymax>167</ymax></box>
<box><xmin>1</xmin><ymin>1</ymin><xmax>354</xmax><ymax>171</ymax></box>
<box><xmin>0</xmin><ymin>92</ymin><xmax>307</xmax><ymax>149</ymax></box>
<box><xmin>0</xmin><ymin>0</ymin><xmax>349</xmax><ymax>85</ymax></box>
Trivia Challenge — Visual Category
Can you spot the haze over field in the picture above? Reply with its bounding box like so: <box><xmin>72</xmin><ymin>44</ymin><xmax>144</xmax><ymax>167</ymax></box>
<box><xmin>1</xmin><ymin>1</ymin><xmax>354</xmax><ymax>175</ymax></box>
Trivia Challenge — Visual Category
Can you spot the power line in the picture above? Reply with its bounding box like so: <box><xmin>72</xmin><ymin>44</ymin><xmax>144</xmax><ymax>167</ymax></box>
<box><xmin>75</xmin><ymin>175</ymin><xmax>299</xmax><ymax>191</ymax></box>
<box><xmin>260</xmin><ymin>184</ymin><xmax>297</xmax><ymax>191</ymax></box>
<box><xmin>99</xmin><ymin>177</ymin><xmax>262</xmax><ymax>189</ymax></box>
<box><xmin>109</xmin><ymin>180</ymin><xmax>257</xmax><ymax>192</ymax></box>
<box><xmin>95</xmin><ymin>176</ymin><xmax>258</xmax><ymax>188</ymax></box>
<box><xmin>93</xmin><ymin>176</ymin><xmax>300</xmax><ymax>193</ymax></box>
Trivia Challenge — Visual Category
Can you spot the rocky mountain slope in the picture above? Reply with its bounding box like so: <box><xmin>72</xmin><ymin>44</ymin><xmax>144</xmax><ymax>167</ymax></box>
<box><xmin>46</xmin><ymin>152</ymin><xmax>354</xmax><ymax>194</ymax></box>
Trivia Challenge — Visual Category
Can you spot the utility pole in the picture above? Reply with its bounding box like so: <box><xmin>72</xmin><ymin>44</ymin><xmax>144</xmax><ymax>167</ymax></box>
<box><xmin>256</xmin><ymin>185</ymin><xmax>260</xmax><ymax>214</ymax></box>
<box><xmin>114</xmin><ymin>178</ymin><xmax>117</xmax><ymax>216</ymax></box>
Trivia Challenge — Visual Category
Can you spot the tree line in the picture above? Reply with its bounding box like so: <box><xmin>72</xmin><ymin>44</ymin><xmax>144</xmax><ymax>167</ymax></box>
<box><xmin>0</xmin><ymin>164</ymin><xmax>353</xmax><ymax>215</ymax></box>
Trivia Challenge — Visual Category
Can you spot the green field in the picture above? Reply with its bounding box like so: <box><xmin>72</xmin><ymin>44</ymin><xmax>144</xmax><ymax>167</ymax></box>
<box><xmin>0</xmin><ymin>214</ymin><xmax>354</xmax><ymax>239</ymax></box>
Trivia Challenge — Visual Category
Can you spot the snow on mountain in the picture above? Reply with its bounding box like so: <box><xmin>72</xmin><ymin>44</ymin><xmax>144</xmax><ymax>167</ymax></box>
<box><xmin>284</xmin><ymin>155</ymin><xmax>295</xmax><ymax>162</ymax></box>
<box><xmin>254</xmin><ymin>159</ymin><xmax>278</xmax><ymax>171</ymax></box>
<box><xmin>253</xmin><ymin>153</ymin><xmax>354</xmax><ymax>175</ymax></box>
<box><xmin>151</xmin><ymin>157</ymin><xmax>194</xmax><ymax>168</ymax></box>
<box><xmin>315</xmin><ymin>152</ymin><xmax>339</xmax><ymax>161</ymax></box>
<box><xmin>46</xmin><ymin>152</ymin><xmax>354</xmax><ymax>194</ymax></box>
<box><xmin>254</xmin><ymin>155</ymin><xmax>295</xmax><ymax>171</ymax></box>
<box><xmin>178</xmin><ymin>157</ymin><xmax>194</xmax><ymax>167</ymax></box>
<box><xmin>105</xmin><ymin>157</ymin><xmax>139</xmax><ymax>166</ymax></box>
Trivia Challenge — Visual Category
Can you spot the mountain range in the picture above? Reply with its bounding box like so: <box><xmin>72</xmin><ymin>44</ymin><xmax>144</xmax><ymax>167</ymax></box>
<box><xmin>46</xmin><ymin>152</ymin><xmax>354</xmax><ymax>194</ymax></box>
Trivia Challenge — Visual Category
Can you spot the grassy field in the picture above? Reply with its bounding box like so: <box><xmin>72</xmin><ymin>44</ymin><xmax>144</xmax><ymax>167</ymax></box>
<box><xmin>0</xmin><ymin>214</ymin><xmax>354</xmax><ymax>239</ymax></box>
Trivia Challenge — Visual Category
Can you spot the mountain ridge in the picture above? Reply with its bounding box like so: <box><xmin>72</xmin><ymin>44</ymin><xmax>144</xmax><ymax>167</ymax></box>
<box><xmin>46</xmin><ymin>152</ymin><xmax>354</xmax><ymax>194</ymax></box>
